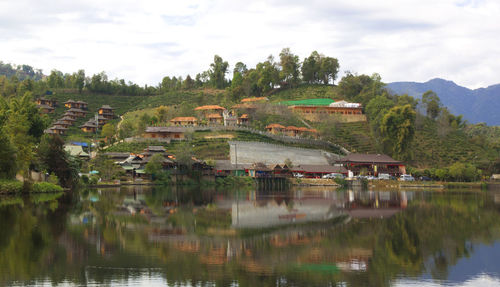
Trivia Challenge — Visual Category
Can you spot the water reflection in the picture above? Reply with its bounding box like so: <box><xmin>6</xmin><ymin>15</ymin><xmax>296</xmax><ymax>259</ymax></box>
<box><xmin>1</xmin><ymin>187</ymin><xmax>500</xmax><ymax>286</ymax></box>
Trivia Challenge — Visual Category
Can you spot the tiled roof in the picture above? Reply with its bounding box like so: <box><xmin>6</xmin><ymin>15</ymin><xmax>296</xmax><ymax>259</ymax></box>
<box><xmin>37</xmin><ymin>104</ymin><xmax>54</xmax><ymax>110</ymax></box>
<box><xmin>145</xmin><ymin>126</ymin><xmax>186</xmax><ymax>133</ymax></box>
<box><xmin>265</xmin><ymin>123</ymin><xmax>286</xmax><ymax>129</ymax></box>
<box><xmin>207</xmin><ymin>113</ymin><xmax>223</xmax><ymax>119</ymax></box>
<box><xmin>241</xmin><ymin>97</ymin><xmax>268</xmax><ymax>103</ymax></box>
<box><xmin>293</xmin><ymin>165</ymin><xmax>347</xmax><ymax>173</ymax></box>
<box><xmin>170</xmin><ymin>117</ymin><xmax>198</xmax><ymax>122</ymax></box>
<box><xmin>194</xmin><ymin>105</ymin><xmax>226</xmax><ymax>111</ymax></box>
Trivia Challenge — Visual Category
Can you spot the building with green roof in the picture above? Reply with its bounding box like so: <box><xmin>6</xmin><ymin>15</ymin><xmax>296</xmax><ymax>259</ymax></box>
<box><xmin>280</xmin><ymin>98</ymin><xmax>335</xmax><ymax>106</ymax></box>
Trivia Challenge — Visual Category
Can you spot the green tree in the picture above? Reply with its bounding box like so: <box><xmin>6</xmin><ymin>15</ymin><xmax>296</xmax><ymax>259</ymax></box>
<box><xmin>318</xmin><ymin>56</ymin><xmax>339</xmax><ymax>84</ymax></box>
<box><xmin>118</xmin><ymin>120</ymin><xmax>135</xmax><ymax>139</ymax></box>
<box><xmin>92</xmin><ymin>155</ymin><xmax>122</xmax><ymax>181</ymax></box>
<box><xmin>421</xmin><ymin>90</ymin><xmax>441</xmax><ymax>120</ymax></box>
<box><xmin>155</xmin><ymin>106</ymin><xmax>169</xmax><ymax>122</ymax></box>
<box><xmin>209</xmin><ymin>55</ymin><xmax>229</xmax><ymax>89</ymax></box>
<box><xmin>301</xmin><ymin>51</ymin><xmax>320</xmax><ymax>83</ymax></box>
<box><xmin>145</xmin><ymin>154</ymin><xmax>164</xmax><ymax>177</ymax></box>
<box><xmin>0</xmin><ymin>127</ymin><xmax>17</xmax><ymax>179</ymax></box>
<box><xmin>101</xmin><ymin>123</ymin><xmax>116</xmax><ymax>142</ymax></box>
<box><xmin>279</xmin><ymin>48</ymin><xmax>300</xmax><ymax>87</ymax></box>
<box><xmin>74</xmin><ymin>69</ymin><xmax>85</xmax><ymax>93</ymax></box>
<box><xmin>380</xmin><ymin>104</ymin><xmax>416</xmax><ymax>159</ymax></box>
<box><xmin>37</xmin><ymin>134</ymin><xmax>78</xmax><ymax>187</ymax></box>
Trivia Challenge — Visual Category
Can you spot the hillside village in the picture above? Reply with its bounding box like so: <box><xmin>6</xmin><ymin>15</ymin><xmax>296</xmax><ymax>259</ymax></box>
<box><xmin>1</xmin><ymin>51</ymin><xmax>499</xmax><ymax>188</ymax></box>
<box><xmin>33</xmin><ymin>91</ymin><xmax>409</xmax><ymax>183</ymax></box>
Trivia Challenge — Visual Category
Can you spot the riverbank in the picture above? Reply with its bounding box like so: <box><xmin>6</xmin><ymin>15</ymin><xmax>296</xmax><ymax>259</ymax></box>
<box><xmin>368</xmin><ymin>180</ymin><xmax>491</xmax><ymax>190</ymax></box>
<box><xmin>291</xmin><ymin>178</ymin><xmax>340</xmax><ymax>186</ymax></box>
<box><xmin>0</xmin><ymin>180</ymin><xmax>64</xmax><ymax>194</ymax></box>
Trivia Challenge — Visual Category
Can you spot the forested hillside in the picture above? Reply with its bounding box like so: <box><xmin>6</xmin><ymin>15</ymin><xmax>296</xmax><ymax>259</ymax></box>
<box><xmin>387</xmin><ymin>78</ymin><xmax>500</xmax><ymax>126</ymax></box>
<box><xmin>1</xmin><ymin>48</ymin><xmax>500</xmax><ymax>180</ymax></box>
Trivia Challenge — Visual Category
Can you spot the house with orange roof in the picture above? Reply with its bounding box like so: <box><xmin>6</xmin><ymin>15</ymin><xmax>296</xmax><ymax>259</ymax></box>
<box><xmin>265</xmin><ymin>124</ymin><xmax>286</xmax><ymax>134</ymax></box>
<box><xmin>238</xmin><ymin>114</ymin><xmax>249</xmax><ymax>125</ymax></box>
<box><xmin>207</xmin><ymin>113</ymin><xmax>223</xmax><ymax>125</ymax></box>
<box><xmin>170</xmin><ymin>117</ymin><xmax>198</xmax><ymax>126</ymax></box>
<box><xmin>241</xmin><ymin>97</ymin><xmax>268</xmax><ymax>103</ymax></box>
<box><xmin>194</xmin><ymin>105</ymin><xmax>226</xmax><ymax>116</ymax></box>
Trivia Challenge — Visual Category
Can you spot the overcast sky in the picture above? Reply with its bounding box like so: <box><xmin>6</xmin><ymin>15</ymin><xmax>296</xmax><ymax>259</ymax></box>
<box><xmin>1</xmin><ymin>0</ymin><xmax>498</xmax><ymax>89</ymax></box>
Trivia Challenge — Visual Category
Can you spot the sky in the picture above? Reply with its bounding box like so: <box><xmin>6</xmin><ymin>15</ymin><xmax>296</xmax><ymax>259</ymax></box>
<box><xmin>0</xmin><ymin>0</ymin><xmax>499</xmax><ymax>89</ymax></box>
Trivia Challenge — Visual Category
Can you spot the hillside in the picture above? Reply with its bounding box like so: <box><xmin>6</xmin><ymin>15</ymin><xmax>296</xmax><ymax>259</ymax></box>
<box><xmin>387</xmin><ymin>78</ymin><xmax>500</xmax><ymax>126</ymax></box>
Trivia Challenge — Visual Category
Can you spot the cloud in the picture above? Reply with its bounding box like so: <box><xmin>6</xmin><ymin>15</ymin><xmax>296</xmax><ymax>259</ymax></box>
<box><xmin>0</xmin><ymin>0</ymin><xmax>499</xmax><ymax>89</ymax></box>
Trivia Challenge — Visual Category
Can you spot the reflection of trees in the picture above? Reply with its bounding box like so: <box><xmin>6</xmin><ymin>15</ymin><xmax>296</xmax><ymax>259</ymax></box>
<box><xmin>3</xmin><ymin>190</ymin><xmax>500</xmax><ymax>286</ymax></box>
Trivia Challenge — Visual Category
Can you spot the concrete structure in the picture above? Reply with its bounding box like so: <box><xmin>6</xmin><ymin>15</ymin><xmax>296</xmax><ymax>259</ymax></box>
<box><xmin>228</xmin><ymin>141</ymin><xmax>339</xmax><ymax>165</ymax></box>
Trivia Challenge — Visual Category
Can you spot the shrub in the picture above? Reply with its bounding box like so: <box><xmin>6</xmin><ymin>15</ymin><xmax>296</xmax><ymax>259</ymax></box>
<box><xmin>0</xmin><ymin>180</ymin><xmax>23</xmax><ymax>194</ymax></box>
<box><xmin>32</xmin><ymin>182</ymin><xmax>64</xmax><ymax>193</ymax></box>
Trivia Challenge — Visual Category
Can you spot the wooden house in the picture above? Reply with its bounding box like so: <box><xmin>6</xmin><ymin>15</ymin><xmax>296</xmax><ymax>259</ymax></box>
<box><xmin>98</xmin><ymin>105</ymin><xmax>115</xmax><ymax>119</ymax></box>
<box><xmin>53</xmin><ymin>120</ymin><xmax>71</xmax><ymax>129</ymax></box>
<box><xmin>63</xmin><ymin>111</ymin><xmax>77</xmax><ymax>120</ymax></box>
<box><xmin>76</xmin><ymin>101</ymin><xmax>88</xmax><ymax>110</ymax></box>
<box><xmin>64</xmin><ymin>100</ymin><xmax>76</xmax><ymax>108</ymax></box>
<box><xmin>67</xmin><ymin>108</ymin><xmax>88</xmax><ymax>117</ymax></box>
<box><xmin>248</xmin><ymin>162</ymin><xmax>272</xmax><ymax>178</ymax></box>
<box><xmin>238</xmin><ymin>114</ymin><xmax>249</xmax><ymax>125</ymax></box>
<box><xmin>339</xmin><ymin>153</ymin><xmax>406</xmax><ymax>176</ymax></box>
<box><xmin>290</xmin><ymin>101</ymin><xmax>365</xmax><ymax>123</ymax></box>
<box><xmin>207</xmin><ymin>113</ymin><xmax>223</xmax><ymax>125</ymax></box>
<box><xmin>170</xmin><ymin>117</ymin><xmax>198</xmax><ymax>126</ymax></box>
<box><xmin>194</xmin><ymin>105</ymin><xmax>226</xmax><ymax>117</ymax></box>
<box><xmin>36</xmin><ymin>97</ymin><xmax>57</xmax><ymax>107</ymax></box>
<box><xmin>59</xmin><ymin>116</ymin><xmax>76</xmax><ymax>125</ymax></box>
<box><xmin>265</xmin><ymin>124</ymin><xmax>286</xmax><ymax>134</ymax></box>
<box><xmin>37</xmin><ymin>104</ymin><xmax>55</xmax><ymax>114</ymax></box>
<box><xmin>144</xmin><ymin>126</ymin><xmax>185</xmax><ymax>140</ymax></box>
<box><xmin>80</xmin><ymin>120</ymin><xmax>98</xmax><ymax>133</ymax></box>
<box><xmin>44</xmin><ymin>126</ymin><xmax>67</xmax><ymax>135</ymax></box>
<box><xmin>96</xmin><ymin>115</ymin><xmax>108</xmax><ymax>125</ymax></box>
<box><xmin>285</xmin><ymin>126</ymin><xmax>300</xmax><ymax>137</ymax></box>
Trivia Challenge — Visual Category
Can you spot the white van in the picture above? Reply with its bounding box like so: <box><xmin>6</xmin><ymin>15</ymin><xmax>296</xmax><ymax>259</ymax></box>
<box><xmin>400</xmin><ymin>174</ymin><xmax>415</xmax><ymax>181</ymax></box>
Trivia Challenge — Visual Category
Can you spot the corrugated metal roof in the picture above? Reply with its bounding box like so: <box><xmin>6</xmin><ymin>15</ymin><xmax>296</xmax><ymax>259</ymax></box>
<box><xmin>280</xmin><ymin>98</ymin><xmax>335</xmax><ymax>106</ymax></box>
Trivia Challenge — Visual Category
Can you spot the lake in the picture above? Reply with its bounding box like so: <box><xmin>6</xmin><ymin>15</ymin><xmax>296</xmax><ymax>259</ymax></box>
<box><xmin>1</xmin><ymin>186</ymin><xmax>500</xmax><ymax>286</ymax></box>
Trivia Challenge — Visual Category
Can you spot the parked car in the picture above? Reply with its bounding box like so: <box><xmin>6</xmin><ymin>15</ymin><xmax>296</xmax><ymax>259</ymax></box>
<box><xmin>378</xmin><ymin>173</ymin><xmax>391</xmax><ymax>180</ymax></box>
<box><xmin>400</xmin><ymin>174</ymin><xmax>415</xmax><ymax>181</ymax></box>
<box><xmin>419</xmin><ymin>176</ymin><xmax>432</xmax><ymax>181</ymax></box>
<box><xmin>322</xmin><ymin>173</ymin><xmax>345</xmax><ymax>179</ymax></box>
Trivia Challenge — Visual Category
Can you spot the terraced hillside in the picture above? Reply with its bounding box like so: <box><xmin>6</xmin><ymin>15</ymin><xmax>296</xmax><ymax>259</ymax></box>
<box><xmin>328</xmin><ymin>122</ymin><xmax>378</xmax><ymax>154</ymax></box>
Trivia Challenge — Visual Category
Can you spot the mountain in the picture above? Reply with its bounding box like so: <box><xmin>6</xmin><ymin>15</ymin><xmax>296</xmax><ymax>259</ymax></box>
<box><xmin>386</xmin><ymin>78</ymin><xmax>500</xmax><ymax>126</ymax></box>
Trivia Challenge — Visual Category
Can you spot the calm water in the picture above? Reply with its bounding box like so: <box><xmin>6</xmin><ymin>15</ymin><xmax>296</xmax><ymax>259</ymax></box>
<box><xmin>1</xmin><ymin>186</ymin><xmax>500</xmax><ymax>287</ymax></box>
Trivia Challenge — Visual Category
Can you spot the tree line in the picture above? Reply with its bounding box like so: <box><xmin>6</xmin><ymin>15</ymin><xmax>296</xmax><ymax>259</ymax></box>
<box><xmin>1</xmin><ymin>48</ymin><xmax>339</xmax><ymax>98</ymax></box>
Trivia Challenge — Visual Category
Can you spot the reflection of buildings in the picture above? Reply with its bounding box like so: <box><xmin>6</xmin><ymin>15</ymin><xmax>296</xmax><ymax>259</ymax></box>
<box><xmin>345</xmin><ymin>190</ymin><xmax>411</xmax><ymax>218</ymax></box>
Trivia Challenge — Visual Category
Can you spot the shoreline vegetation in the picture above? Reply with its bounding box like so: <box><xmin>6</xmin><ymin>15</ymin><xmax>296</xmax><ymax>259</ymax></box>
<box><xmin>0</xmin><ymin>179</ymin><xmax>64</xmax><ymax>194</ymax></box>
